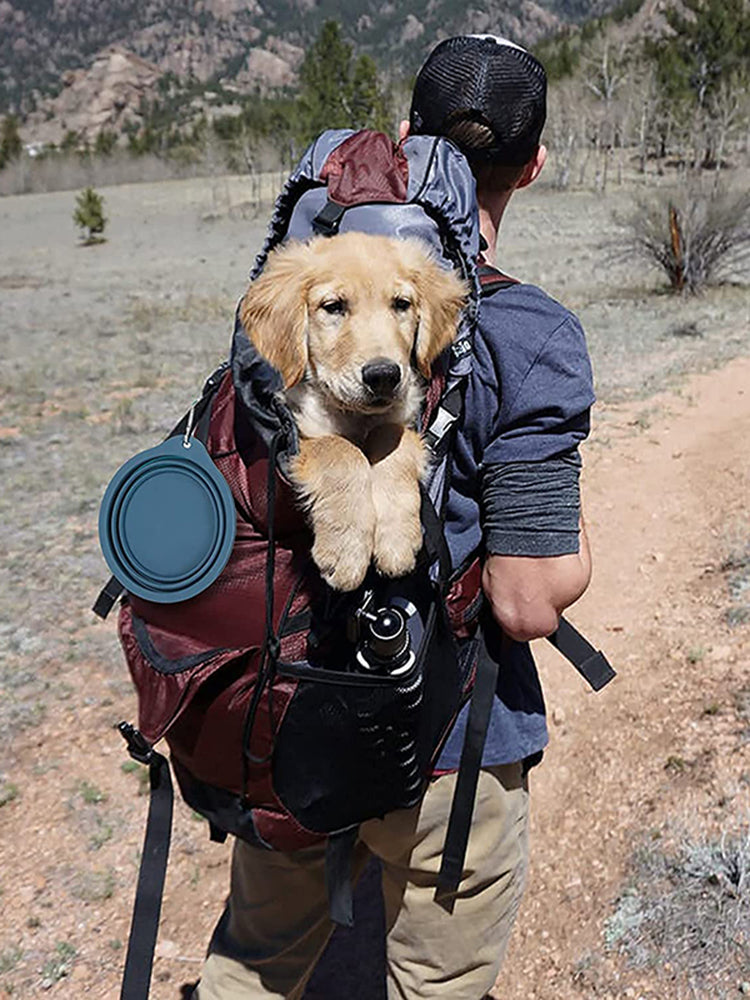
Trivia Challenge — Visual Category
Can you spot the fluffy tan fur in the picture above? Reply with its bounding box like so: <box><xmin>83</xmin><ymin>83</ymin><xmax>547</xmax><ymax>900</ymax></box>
<box><xmin>240</xmin><ymin>232</ymin><xmax>467</xmax><ymax>591</ymax></box>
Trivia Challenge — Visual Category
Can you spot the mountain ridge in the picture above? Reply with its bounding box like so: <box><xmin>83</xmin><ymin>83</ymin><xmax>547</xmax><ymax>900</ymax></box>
<box><xmin>1</xmin><ymin>0</ymin><xmax>621</xmax><ymax>121</ymax></box>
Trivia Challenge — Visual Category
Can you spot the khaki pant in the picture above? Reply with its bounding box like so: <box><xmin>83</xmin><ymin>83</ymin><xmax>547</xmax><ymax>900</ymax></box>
<box><xmin>196</xmin><ymin>763</ymin><xmax>529</xmax><ymax>1000</ymax></box>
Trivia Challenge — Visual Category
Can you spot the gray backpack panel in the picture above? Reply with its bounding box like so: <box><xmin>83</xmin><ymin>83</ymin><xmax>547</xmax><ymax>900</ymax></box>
<box><xmin>247</xmin><ymin>129</ymin><xmax>483</xmax><ymax>527</ymax></box>
<box><xmin>251</xmin><ymin>130</ymin><xmax>480</xmax><ymax>292</ymax></box>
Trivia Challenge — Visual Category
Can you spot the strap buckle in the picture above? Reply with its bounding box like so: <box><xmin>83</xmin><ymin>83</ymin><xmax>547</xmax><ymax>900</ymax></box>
<box><xmin>118</xmin><ymin>721</ymin><xmax>155</xmax><ymax>765</ymax></box>
<box><xmin>312</xmin><ymin>199</ymin><xmax>346</xmax><ymax>236</ymax></box>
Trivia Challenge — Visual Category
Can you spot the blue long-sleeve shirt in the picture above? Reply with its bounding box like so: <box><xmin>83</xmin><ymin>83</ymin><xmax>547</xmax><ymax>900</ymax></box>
<box><xmin>436</xmin><ymin>280</ymin><xmax>595</xmax><ymax>769</ymax></box>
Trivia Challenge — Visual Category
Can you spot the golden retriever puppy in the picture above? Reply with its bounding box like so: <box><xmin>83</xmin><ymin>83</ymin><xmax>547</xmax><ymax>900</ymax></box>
<box><xmin>240</xmin><ymin>232</ymin><xmax>467</xmax><ymax>591</ymax></box>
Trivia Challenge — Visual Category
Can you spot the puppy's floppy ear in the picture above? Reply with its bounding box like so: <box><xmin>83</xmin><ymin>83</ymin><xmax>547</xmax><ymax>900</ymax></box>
<box><xmin>401</xmin><ymin>243</ymin><xmax>468</xmax><ymax>379</ymax></box>
<box><xmin>240</xmin><ymin>242</ymin><xmax>314</xmax><ymax>388</ymax></box>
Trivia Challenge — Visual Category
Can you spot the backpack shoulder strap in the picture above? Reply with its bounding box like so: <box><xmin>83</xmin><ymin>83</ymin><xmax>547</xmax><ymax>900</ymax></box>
<box><xmin>422</xmin><ymin>262</ymin><xmax>519</xmax><ymax>520</ymax></box>
<box><xmin>477</xmin><ymin>262</ymin><xmax>520</xmax><ymax>295</ymax></box>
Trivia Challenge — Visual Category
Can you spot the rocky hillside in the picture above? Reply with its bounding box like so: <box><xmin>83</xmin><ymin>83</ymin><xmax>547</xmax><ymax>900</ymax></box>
<box><xmin>1</xmin><ymin>0</ymin><xmax>621</xmax><ymax>124</ymax></box>
<box><xmin>24</xmin><ymin>48</ymin><xmax>164</xmax><ymax>148</ymax></box>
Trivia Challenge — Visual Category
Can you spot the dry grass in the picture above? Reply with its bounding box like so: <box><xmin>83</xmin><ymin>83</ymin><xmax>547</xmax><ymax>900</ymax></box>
<box><xmin>614</xmin><ymin>184</ymin><xmax>750</xmax><ymax>293</ymax></box>
<box><xmin>720</xmin><ymin>529</ymin><xmax>750</xmax><ymax>628</ymax></box>
<box><xmin>605</xmin><ymin>828</ymin><xmax>750</xmax><ymax>996</ymax></box>
<box><xmin>0</xmin><ymin>152</ymin><xmax>209</xmax><ymax>197</ymax></box>
<box><xmin>124</xmin><ymin>293</ymin><xmax>227</xmax><ymax>332</ymax></box>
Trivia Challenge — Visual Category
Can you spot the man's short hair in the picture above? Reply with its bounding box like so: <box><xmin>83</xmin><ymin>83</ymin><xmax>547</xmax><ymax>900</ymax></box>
<box><xmin>410</xmin><ymin>35</ymin><xmax>547</xmax><ymax>169</ymax></box>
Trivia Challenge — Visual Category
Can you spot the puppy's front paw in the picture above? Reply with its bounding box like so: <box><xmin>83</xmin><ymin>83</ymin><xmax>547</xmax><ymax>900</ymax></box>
<box><xmin>373</xmin><ymin>511</ymin><xmax>423</xmax><ymax>579</ymax></box>
<box><xmin>313</xmin><ymin>524</ymin><xmax>373</xmax><ymax>591</ymax></box>
<box><xmin>290</xmin><ymin>435</ymin><xmax>375</xmax><ymax>591</ymax></box>
<box><xmin>367</xmin><ymin>427</ymin><xmax>426</xmax><ymax>580</ymax></box>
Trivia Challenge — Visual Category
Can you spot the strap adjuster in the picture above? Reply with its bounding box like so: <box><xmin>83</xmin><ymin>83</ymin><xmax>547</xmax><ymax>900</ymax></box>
<box><xmin>92</xmin><ymin>574</ymin><xmax>124</xmax><ymax>620</ymax></box>
<box><xmin>312</xmin><ymin>199</ymin><xmax>346</xmax><ymax>236</ymax></box>
<box><xmin>118</xmin><ymin>721</ymin><xmax>155</xmax><ymax>765</ymax></box>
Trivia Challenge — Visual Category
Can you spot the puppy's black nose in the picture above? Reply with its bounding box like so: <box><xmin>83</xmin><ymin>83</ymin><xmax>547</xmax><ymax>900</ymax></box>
<box><xmin>361</xmin><ymin>358</ymin><xmax>401</xmax><ymax>397</ymax></box>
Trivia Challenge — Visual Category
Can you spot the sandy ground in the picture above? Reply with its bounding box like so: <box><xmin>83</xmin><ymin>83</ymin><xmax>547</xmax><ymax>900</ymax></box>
<box><xmin>503</xmin><ymin>356</ymin><xmax>750</xmax><ymax>1000</ymax></box>
<box><xmin>0</xmin><ymin>173</ymin><xmax>749</xmax><ymax>998</ymax></box>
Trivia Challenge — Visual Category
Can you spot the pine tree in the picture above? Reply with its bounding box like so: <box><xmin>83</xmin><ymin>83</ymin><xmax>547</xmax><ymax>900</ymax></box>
<box><xmin>298</xmin><ymin>21</ymin><xmax>353</xmax><ymax>137</ymax></box>
<box><xmin>61</xmin><ymin>130</ymin><xmax>80</xmax><ymax>153</ymax></box>
<box><xmin>296</xmin><ymin>21</ymin><xmax>391</xmax><ymax>144</ymax></box>
<box><xmin>654</xmin><ymin>0</ymin><xmax>750</xmax><ymax>108</ymax></box>
<box><xmin>350</xmin><ymin>55</ymin><xmax>391</xmax><ymax>132</ymax></box>
<box><xmin>74</xmin><ymin>187</ymin><xmax>107</xmax><ymax>244</ymax></box>
<box><xmin>94</xmin><ymin>130</ymin><xmax>117</xmax><ymax>156</ymax></box>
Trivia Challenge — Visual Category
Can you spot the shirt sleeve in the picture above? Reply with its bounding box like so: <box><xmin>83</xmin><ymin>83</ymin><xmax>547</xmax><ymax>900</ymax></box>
<box><xmin>482</xmin><ymin>313</ymin><xmax>595</xmax><ymax>465</ymax></box>
<box><xmin>481</xmin><ymin>450</ymin><xmax>582</xmax><ymax>556</ymax></box>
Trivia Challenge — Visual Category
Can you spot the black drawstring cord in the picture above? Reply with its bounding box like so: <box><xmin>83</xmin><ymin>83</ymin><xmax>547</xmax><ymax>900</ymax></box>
<box><xmin>241</xmin><ymin>429</ymin><xmax>283</xmax><ymax>786</ymax></box>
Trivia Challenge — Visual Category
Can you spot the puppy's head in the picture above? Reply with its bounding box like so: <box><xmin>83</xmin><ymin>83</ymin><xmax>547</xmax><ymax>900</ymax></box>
<box><xmin>240</xmin><ymin>233</ymin><xmax>467</xmax><ymax>412</ymax></box>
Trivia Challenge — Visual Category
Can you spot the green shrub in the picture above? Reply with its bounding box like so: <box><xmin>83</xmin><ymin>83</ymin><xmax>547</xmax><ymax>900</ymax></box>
<box><xmin>73</xmin><ymin>187</ymin><xmax>107</xmax><ymax>245</ymax></box>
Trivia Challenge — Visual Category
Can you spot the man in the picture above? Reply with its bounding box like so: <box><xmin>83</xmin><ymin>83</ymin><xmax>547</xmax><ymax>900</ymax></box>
<box><xmin>195</xmin><ymin>35</ymin><xmax>594</xmax><ymax>1000</ymax></box>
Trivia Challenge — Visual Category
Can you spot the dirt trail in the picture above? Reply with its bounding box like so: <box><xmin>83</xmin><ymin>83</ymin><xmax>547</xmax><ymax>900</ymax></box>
<box><xmin>0</xmin><ymin>355</ymin><xmax>746</xmax><ymax>999</ymax></box>
<box><xmin>500</xmin><ymin>356</ymin><xmax>750</xmax><ymax>1000</ymax></box>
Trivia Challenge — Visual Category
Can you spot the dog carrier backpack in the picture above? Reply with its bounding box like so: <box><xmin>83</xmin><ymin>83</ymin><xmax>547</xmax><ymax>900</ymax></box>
<box><xmin>94</xmin><ymin>130</ymin><xmax>615</xmax><ymax>1000</ymax></box>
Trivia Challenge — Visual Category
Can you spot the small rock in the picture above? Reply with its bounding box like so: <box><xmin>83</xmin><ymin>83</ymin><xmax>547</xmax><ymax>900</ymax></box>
<box><xmin>740</xmin><ymin>982</ymin><xmax>750</xmax><ymax>995</ymax></box>
<box><xmin>155</xmin><ymin>939</ymin><xmax>180</xmax><ymax>960</ymax></box>
<box><xmin>19</xmin><ymin>885</ymin><xmax>35</xmax><ymax>906</ymax></box>
<box><xmin>552</xmin><ymin>708</ymin><xmax>565</xmax><ymax>727</ymax></box>
<box><xmin>708</xmin><ymin>645</ymin><xmax>732</xmax><ymax>661</ymax></box>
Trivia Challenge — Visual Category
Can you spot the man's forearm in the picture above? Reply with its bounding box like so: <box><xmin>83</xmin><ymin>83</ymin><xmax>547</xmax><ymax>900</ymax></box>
<box><xmin>480</xmin><ymin>450</ymin><xmax>592</xmax><ymax>642</ymax></box>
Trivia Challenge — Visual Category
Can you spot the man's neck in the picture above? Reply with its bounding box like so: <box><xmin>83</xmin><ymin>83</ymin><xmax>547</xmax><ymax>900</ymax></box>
<box><xmin>477</xmin><ymin>189</ymin><xmax>513</xmax><ymax>258</ymax></box>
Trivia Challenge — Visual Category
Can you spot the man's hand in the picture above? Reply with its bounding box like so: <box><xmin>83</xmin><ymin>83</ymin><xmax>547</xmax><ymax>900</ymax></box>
<box><xmin>481</xmin><ymin>519</ymin><xmax>592</xmax><ymax>642</ymax></box>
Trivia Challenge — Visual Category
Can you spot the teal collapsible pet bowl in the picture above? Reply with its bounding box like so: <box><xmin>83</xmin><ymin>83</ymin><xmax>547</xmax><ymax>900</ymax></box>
<box><xmin>98</xmin><ymin>435</ymin><xmax>236</xmax><ymax>603</ymax></box>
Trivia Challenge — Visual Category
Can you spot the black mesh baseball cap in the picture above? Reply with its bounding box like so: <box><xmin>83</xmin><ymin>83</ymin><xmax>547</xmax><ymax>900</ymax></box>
<box><xmin>410</xmin><ymin>35</ymin><xmax>547</xmax><ymax>166</ymax></box>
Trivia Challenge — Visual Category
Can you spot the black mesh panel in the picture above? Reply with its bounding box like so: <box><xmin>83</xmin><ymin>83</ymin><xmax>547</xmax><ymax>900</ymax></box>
<box><xmin>410</xmin><ymin>36</ymin><xmax>547</xmax><ymax>166</ymax></box>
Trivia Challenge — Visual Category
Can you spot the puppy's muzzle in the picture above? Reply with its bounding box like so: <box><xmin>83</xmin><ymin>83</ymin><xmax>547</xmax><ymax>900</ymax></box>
<box><xmin>361</xmin><ymin>358</ymin><xmax>402</xmax><ymax>400</ymax></box>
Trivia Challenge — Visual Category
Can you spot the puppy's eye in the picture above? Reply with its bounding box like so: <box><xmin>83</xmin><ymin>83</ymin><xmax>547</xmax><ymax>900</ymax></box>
<box><xmin>320</xmin><ymin>298</ymin><xmax>347</xmax><ymax>316</ymax></box>
<box><xmin>392</xmin><ymin>296</ymin><xmax>412</xmax><ymax>313</ymax></box>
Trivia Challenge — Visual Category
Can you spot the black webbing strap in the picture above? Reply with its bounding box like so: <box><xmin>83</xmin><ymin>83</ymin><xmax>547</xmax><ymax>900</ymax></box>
<box><xmin>419</xmin><ymin>486</ymin><xmax>452</xmax><ymax>588</ymax></box>
<box><xmin>477</xmin><ymin>262</ymin><xmax>518</xmax><ymax>293</ymax></box>
<box><xmin>325</xmin><ymin>826</ymin><xmax>359</xmax><ymax>927</ymax></box>
<box><xmin>312</xmin><ymin>199</ymin><xmax>346</xmax><ymax>236</ymax></box>
<box><xmin>435</xmin><ymin>615</ymin><xmax>614</xmax><ymax>904</ymax></box>
<box><xmin>423</xmin><ymin>264</ymin><xmax>514</xmax><ymax>455</ymax></box>
<box><xmin>422</xmin><ymin>382</ymin><xmax>464</xmax><ymax>454</ymax></box>
<box><xmin>435</xmin><ymin>624</ymin><xmax>499</xmax><ymax>907</ymax></box>
<box><xmin>546</xmin><ymin>616</ymin><xmax>616</xmax><ymax>691</ymax></box>
<box><xmin>118</xmin><ymin>723</ymin><xmax>174</xmax><ymax>1000</ymax></box>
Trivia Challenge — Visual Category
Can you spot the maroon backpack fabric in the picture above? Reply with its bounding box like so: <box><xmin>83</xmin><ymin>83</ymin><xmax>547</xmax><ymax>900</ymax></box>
<box><xmin>118</xmin><ymin>368</ymin><xmax>483</xmax><ymax>854</ymax></box>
